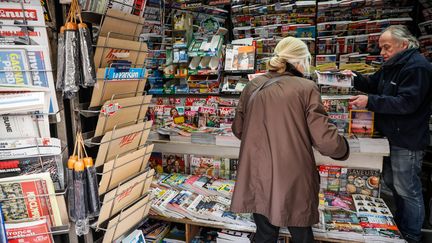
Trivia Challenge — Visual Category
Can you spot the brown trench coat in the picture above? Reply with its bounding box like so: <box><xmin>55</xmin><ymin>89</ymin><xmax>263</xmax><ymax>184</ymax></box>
<box><xmin>230</xmin><ymin>71</ymin><xmax>349</xmax><ymax>227</ymax></box>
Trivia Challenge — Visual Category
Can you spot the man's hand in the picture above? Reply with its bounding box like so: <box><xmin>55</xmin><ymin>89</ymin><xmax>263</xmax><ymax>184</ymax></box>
<box><xmin>350</xmin><ymin>95</ymin><xmax>368</xmax><ymax>109</ymax></box>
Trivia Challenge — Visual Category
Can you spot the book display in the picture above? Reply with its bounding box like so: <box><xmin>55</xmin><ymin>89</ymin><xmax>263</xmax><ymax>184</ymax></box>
<box><xmin>2</xmin><ymin>0</ymin><xmax>431</xmax><ymax>242</ymax></box>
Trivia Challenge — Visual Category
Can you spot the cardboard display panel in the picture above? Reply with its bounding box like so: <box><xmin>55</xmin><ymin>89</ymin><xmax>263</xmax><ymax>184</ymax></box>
<box><xmin>89</xmin><ymin>68</ymin><xmax>148</xmax><ymax>108</ymax></box>
<box><xmin>94</xmin><ymin>95</ymin><xmax>152</xmax><ymax>137</ymax></box>
<box><xmin>97</xmin><ymin>169</ymin><xmax>154</xmax><ymax>226</ymax></box>
<box><xmin>103</xmin><ymin>194</ymin><xmax>153</xmax><ymax>243</ymax></box>
<box><xmin>99</xmin><ymin>144</ymin><xmax>154</xmax><ymax>194</ymax></box>
<box><xmin>95</xmin><ymin>121</ymin><xmax>152</xmax><ymax>167</ymax></box>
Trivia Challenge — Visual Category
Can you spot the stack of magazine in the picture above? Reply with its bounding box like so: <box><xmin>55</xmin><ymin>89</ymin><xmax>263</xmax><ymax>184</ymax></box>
<box><xmin>150</xmin><ymin>173</ymin><xmax>255</xmax><ymax>230</ymax></box>
<box><xmin>0</xmin><ymin>2</ymin><xmax>63</xmax><ymax>242</ymax></box>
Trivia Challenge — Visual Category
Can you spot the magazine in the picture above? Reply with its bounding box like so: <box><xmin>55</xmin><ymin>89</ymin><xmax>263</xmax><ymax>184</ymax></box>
<box><xmin>0</xmin><ymin>173</ymin><xmax>62</xmax><ymax>227</ymax></box>
<box><xmin>0</xmin><ymin>3</ymin><xmax>46</xmax><ymax>26</ymax></box>
<box><xmin>322</xmin><ymin>96</ymin><xmax>350</xmax><ymax>134</ymax></box>
<box><xmin>6</xmin><ymin>219</ymin><xmax>53</xmax><ymax>243</ymax></box>
<box><xmin>221</xmin><ymin>76</ymin><xmax>247</xmax><ymax>93</ymax></box>
<box><xmin>352</xmin><ymin>194</ymin><xmax>392</xmax><ymax>217</ymax></box>
<box><xmin>324</xmin><ymin>208</ymin><xmax>363</xmax><ymax>234</ymax></box>
<box><xmin>0</xmin><ymin>113</ymin><xmax>50</xmax><ymax>138</ymax></box>
<box><xmin>229</xmin><ymin>159</ymin><xmax>239</xmax><ymax>180</ymax></box>
<box><xmin>358</xmin><ymin>214</ymin><xmax>405</xmax><ymax>242</ymax></box>
<box><xmin>162</xmin><ymin>153</ymin><xmax>187</xmax><ymax>174</ymax></box>
<box><xmin>121</xmin><ymin>229</ymin><xmax>146</xmax><ymax>243</ymax></box>
<box><xmin>224</xmin><ymin>45</ymin><xmax>255</xmax><ymax>72</ymax></box>
<box><xmin>190</xmin><ymin>156</ymin><xmax>221</xmax><ymax>178</ymax></box>
<box><xmin>0</xmin><ymin>26</ymin><xmax>49</xmax><ymax>46</ymax></box>
<box><xmin>316</xmin><ymin>71</ymin><xmax>353</xmax><ymax>88</ymax></box>
<box><xmin>0</xmin><ymin>138</ymin><xmax>61</xmax><ymax>159</ymax></box>
<box><xmin>349</xmin><ymin>110</ymin><xmax>374</xmax><ymax>137</ymax></box>
<box><xmin>0</xmin><ymin>47</ymin><xmax>58</xmax><ymax>114</ymax></box>
<box><xmin>346</xmin><ymin>168</ymin><xmax>381</xmax><ymax>197</ymax></box>
<box><xmin>0</xmin><ymin>155</ymin><xmax>63</xmax><ymax>190</ymax></box>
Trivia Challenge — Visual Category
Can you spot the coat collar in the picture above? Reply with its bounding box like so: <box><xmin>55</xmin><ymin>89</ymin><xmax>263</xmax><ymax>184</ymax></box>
<box><xmin>383</xmin><ymin>48</ymin><xmax>418</xmax><ymax>68</ymax></box>
<box><xmin>267</xmin><ymin>66</ymin><xmax>304</xmax><ymax>79</ymax></box>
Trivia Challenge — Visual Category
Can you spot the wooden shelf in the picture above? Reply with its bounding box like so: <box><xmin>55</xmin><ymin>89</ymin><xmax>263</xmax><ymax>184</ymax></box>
<box><xmin>149</xmin><ymin>215</ymin><xmax>365</xmax><ymax>243</ymax></box>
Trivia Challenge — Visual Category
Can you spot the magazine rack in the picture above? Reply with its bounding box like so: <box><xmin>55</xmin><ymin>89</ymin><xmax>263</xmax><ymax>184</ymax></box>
<box><xmin>84</xmin><ymin>120</ymin><xmax>152</xmax><ymax>164</ymax></box>
<box><xmin>95</xmin><ymin>168</ymin><xmax>154</xmax><ymax>227</ymax></box>
<box><xmin>98</xmin><ymin>143</ymin><xmax>154</xmax><ymax>194</ymax></box>
<box><xmin>187</xmin><ymin>74</ymin><xmax>221</xmax><ymax>94</ymax></box>
<box><xmin>0</xmin><ymin>124</ymin><xmax>67</xmax><ymax>192</ymax></box>
<box><xmin>66</xmin><ymin>4</ymin><xmax>164</xmax><ymax>242</ymax></box>
<box><xmin>89</xmin><ymin>68</ymin><xmax>148</xmax><ymax>108</ymax></box>
<box><xmin>93</xmin><ymin>32</ymin><xmax>149</xmax><ymax>68</ymax></box>
<box><xmin>78</xmin><ymin>94</ymin><xmax>151</xmax><ymax>137</ymax></box>
<box><xmin>91</xmin><ymin>193</ymin><xmax>153</xmax><ymax>243</ymax></box>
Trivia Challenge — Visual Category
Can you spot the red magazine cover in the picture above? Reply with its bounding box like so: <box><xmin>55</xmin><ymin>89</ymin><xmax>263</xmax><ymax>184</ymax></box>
<box><xmin>6</xmin><ymin>219</ymin><xmax>53</xmax><ymax>243</ymax></box>
<box><xmin>0</xmin><ymin>180</ymin><xmax>54</xmax><ymax>226</ymax></box>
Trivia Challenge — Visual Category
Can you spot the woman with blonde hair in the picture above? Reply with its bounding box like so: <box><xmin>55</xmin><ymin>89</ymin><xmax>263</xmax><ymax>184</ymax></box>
<box><xmin>230</xmin><ymin>37</ymin><xmax>349</xmax><ymax>242</ymax></box>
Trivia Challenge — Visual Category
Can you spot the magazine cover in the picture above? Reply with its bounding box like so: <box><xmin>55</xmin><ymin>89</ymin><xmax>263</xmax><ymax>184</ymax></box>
<box><xmin>149</xmin><ymin>152</ymin><xmax>163</xmax><ymax>174</ymax></box>
<box><xmin>0</xmin><ymin>179</ymin><xmax>53</xmax><ymax>225</ymax></box>
<box><xmin>121</xmin><ymin>229</ymin><xmax>146</xmax><ymax>243</ymax></box>
<box><xmin>349</xmin><ymin>110</ymin><xmax>374</xmax><ymax>137</ymax></box>
<box><xmin>359</xmin><ymin>214</ymin><xmax>404</xmax><ymax>241</ymax></box>
<box><xmin>229</xmin><ymin>159</ymin><xmax>239</xmax><ymax>180</ymax></box>
<box><xmin>190</xmin><ymin>156</ymin><xmax>220</xmax><ymax>178</ymax></box>
<box><xmin>198</xmin><ymin>106</ymin><xmax>219</xmax><ymax>128</ymax></box>
<box><xmin>324</xmin><ymin>209</ymin><xmax>363</xmax><ymax>234</ymax></box>
<box><xmin>224</xmin><ymin>45</ymin><xmax>255</xmax><ymax>71</ymax></box>
<box><xmin>0</xmin><ymin>3</ymin><xmax>45</xmax><ymax>26</ymax></box>
<box><xmin>346</xmin><ymin>168</ymin><xmax>381</xmax><ymax>197</ymax></box>
<box><xmin>6</xmin><ymin>219</ymin><xmax>53</xmax><ymax>243</ymax></box>
<box><xmin>0</xmin><ymin>25</ymin><xmax>49</xmax><ymax>46</ymax></box>
<box><xmin>0</xmin><ymin>47</ymin><xmax>58</xmax><ymax>114</ymax></box>
<box><xmin>0</xmin><ymin>112</ymin><xmax>50</xmax><ymax>139</ymax></box>
<box><xmin>162</xmin><ymin>153</ymin><xmax>186</xmax><ymax>174</ymax></box>
<box><xmin>218</xmin><ymin>107</ymin><xmax>235</xmax><ymax>128</ymax></box>
<box><xmin>0</xmin><ymin>173</ymin><xmax>61</xmax><ymax>226</ymax></box>
<box><xmin>221</xmin><ymin>76</ymin><xmax>247</xmax><ymax>93</ymax></box>
<box><xmin>353</xmin><ymin>194</ymin><xmax>392</xmax><ymax>217</ymax></box>
<box><xmin>367</xmin><ymin>33</ymin><xmax>381</xmax><ymax>55</ymax></box>
<box><xmin>323</xmin><ymin>191</ymin><xmax>356</xmax><ymax>212</ymax></box>
<box><xmin>316</xmin><ymin>71</ymin><xmax>353</xmax><ymax>87</ymax></box>
<box><xmin>0</xmin><ymin>138</ymin><xmax>61</xmax><ymax>159</ymax></box>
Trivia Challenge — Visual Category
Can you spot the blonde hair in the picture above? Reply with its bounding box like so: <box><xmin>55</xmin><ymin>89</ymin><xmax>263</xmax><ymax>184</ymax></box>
<box><xmin>267</xmin><ymin>37</ymin><xmax>312</xmax><ymax>75</ymax></box>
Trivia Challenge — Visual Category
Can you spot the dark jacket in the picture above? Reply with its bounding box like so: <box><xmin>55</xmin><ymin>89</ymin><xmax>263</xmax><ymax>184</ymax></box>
<box><xmin>353</xmin><ymin>48</ymin><xmax>432</xmax><ymax>150</ymax></box>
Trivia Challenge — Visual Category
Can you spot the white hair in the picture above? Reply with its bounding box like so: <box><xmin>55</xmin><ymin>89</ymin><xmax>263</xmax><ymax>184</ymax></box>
<box><xmin>383</xmin><ymin>25</ymin><xmax>419</xmax><ymax>49</ymax></box>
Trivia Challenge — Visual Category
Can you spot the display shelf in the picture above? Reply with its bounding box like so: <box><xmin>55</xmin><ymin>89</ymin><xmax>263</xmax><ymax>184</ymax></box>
<box><xmin>150</xmin><ymin>215</ymin><xmax>364</xmax><ymax>243</ymax></box>
<box><xmin>150</xmin><ymin>93</ymin><xmax>240</xmax><ymax>97</ymax></box>
<box><xmin>188</xmin><ymin>38</ymin><xmax>224</xmax><ymax>57</ymax></box>
<box><xmin>150</xmin><ymin>138</ymin><xmax>389</xmax><ymax>171</ymax></box>
<box><xmin>223</xmin><ymin>69</ymin><xmax>256</xmax><ymax>74</ymax></box>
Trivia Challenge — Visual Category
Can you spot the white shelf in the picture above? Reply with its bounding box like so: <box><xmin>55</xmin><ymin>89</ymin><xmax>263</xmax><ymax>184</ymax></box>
<box><xmin>150</xmin><ymin>138</ymin><xmax>389</xmax><ymax>171</ymax></box>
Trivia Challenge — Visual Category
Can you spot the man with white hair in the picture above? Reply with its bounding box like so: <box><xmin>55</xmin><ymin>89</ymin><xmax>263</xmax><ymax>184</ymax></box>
<box><xmin>347</xmin><ymin>25</ymin><xmax>432</xmax><ymax>243</ymax></box>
